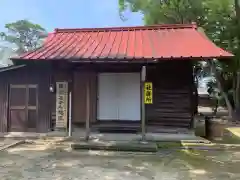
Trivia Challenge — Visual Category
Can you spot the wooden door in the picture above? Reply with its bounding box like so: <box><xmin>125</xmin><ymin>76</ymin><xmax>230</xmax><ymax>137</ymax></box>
<box><xmin>9</xmin><ymin>85</ymin><xmax>38</xmax><ymax>132</ymax></box>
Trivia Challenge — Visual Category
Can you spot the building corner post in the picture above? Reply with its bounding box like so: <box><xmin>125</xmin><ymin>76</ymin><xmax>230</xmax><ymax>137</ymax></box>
<box><xmin>68</xmin><ymin>90</ymin><xmax>72</xmax><ymax>137</ymax></box>
<box><xmin>85</xmin><ymin>77</ymin><xmax>90</xmax><ymax>141</ymax></box>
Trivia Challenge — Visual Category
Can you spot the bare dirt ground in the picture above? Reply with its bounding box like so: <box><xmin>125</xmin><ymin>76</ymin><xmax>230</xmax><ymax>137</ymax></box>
<box><xmin>0</xmin><ymin>141</ymin><xmax>239</xmax><ymax>180</ymax></box>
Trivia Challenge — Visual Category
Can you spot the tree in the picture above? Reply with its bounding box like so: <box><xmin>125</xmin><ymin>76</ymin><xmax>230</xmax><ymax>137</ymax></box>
<box><xmin>0</xmin><ymin>20</ymin><xmax>47</xmax><ymax>54</ymax></box>
<box><xmin>119</xmin><ymin>0</ymin><xmax>240</xmax><ymax>118</ymax></box>
<box><xmin>0</xmin><ymin>46</ymin><xmax>14</xmax><ymax>66</ymax></box>
<box><xmin>119</xmin><ymin>0</ymin><xmax>206</xmax><ymax>25</ymax></box>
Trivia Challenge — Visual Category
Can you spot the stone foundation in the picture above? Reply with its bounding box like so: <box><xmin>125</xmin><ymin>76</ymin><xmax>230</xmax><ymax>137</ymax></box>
<box><xmin>206</xmin><ymin>118</ymin><xmax>228</xmax><ymax>140</ymax></box>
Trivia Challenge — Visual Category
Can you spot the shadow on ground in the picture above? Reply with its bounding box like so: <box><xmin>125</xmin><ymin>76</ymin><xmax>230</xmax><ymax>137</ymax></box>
<box><xmin>1</xmin><ymin>142</ymin><xmax>239</xmax><ymax>180</ymax></box>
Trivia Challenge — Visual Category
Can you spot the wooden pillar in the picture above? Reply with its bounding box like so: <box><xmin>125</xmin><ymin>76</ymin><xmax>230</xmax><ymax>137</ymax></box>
<box><xmin>85</xmin><ymin>77</ymin><xmax>90</xmax><ymax>141</ymax></box>
<box><xmin>141</xmin><ymin>66</ymin><xmax>146</xmax><ymax>141</ymax></box>
<box><xmin>68</xmin><ymin>91</ymin><xmax>72</xmax><ymax>137</ymax></box>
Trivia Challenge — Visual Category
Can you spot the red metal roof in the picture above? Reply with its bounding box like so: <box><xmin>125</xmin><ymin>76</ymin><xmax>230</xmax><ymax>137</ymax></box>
<box><xmin>15</xmin><ymin>23</ymin><xmax>233</xmax><ymax>61</ymax></box>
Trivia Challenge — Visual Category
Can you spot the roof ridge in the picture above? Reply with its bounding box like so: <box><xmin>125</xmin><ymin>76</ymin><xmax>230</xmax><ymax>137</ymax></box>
<box><xmin>54</xmin><ymin>23</ymin><xmax>197</xmax><ymax>33</ymax></box>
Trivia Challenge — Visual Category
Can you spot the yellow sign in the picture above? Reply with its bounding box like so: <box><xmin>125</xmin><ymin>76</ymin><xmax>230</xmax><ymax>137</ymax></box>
<box><xmin>144</xmin><ymin>82</ymin><xmax>153</xmax><ymax>104</ymax></box>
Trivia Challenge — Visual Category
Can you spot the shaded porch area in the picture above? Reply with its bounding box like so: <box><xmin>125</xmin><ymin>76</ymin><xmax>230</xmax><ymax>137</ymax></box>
<box><xmin>72</xmin><ymin>121</ymin><xmax>193</xmax><ymax>134</ymax></box>
<box><xmin>67</xmin><ymin>61</ymin><xmax>195</xmax><ymax>135</ymax></box>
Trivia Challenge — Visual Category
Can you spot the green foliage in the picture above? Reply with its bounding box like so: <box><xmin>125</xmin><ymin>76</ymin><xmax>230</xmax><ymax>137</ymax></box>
<box><xmin>0</xmin><ymin>20</ymin><xmax>47</xmax><ymax>54</ymax></box>
<box><xmin>120</xmin><ymin>0</ymin><xmax>216</xmax><ymax>24</ymax></box>
<box><xmin>119</xmin><ymin>0</ymin><xmax>240</xmax><ymax>112</ymax></box>
<box><xmin>119</xmin><ymin>0</ymin><xmax>236</xmax><ymax>64</ymax></box>
<box><xmin>119</xmin><ymin>0</ymin><xmax>235</xmax><ymax>44</ymax></box>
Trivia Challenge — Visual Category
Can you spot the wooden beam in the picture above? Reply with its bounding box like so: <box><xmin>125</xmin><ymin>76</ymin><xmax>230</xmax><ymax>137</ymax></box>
<box><xmin>85</xmin><ymin>76</ymin><xmax>90</xmax><ymax>141</ymax></box>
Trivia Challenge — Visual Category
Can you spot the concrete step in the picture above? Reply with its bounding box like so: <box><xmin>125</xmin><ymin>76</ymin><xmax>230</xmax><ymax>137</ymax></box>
<box><xmin>71</xmin><ymin>141</ymin><xmax>158</xmax><ymax>152</ymax></box>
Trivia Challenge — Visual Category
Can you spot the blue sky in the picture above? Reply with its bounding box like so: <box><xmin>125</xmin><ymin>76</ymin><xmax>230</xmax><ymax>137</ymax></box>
<box><xmin>0</xmin><ymin>0</ymin><xmax>143</xmax><ymax>32</ymax></box>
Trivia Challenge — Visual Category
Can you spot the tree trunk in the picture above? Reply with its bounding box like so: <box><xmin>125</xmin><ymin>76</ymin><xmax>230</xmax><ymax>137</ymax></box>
<box><xmin>208</xmin><ymin>61</ymin><xmax>234</xmax><ymax>118</ymax></box>
<box><xmin>232</xmin><ymin>74</ymin><xmax>236</xmax><ymax>106</ymax></box>
<box><xmin>217</xmin><ymin>79</ymin><xmax>233</xmax><ymax>117</ymax></box>
<box><xmin>235</xmin><ymin>0</ymin><xmax>240</xmax><ymax>21</ymax></box>
<box><xmin>234</xmin><ymin>0</ymin><xmax>240</xmax><ymax>119</ymax></box>
<box><xmin>236</xmin><ymin>71</ymin><xmax>240</xmax><ymax>108</ymax></box>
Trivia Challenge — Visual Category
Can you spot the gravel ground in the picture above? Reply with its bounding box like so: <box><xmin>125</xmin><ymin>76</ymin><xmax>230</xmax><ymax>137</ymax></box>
<box><xmin>0</xmin><ymin>143</ymin><xmax>239</xmax><ymax>180</ymax></box>
<box><xmin>0</xmin><ymin>139</ymin><xmax>19</xmax><ymax>149</ymax></box>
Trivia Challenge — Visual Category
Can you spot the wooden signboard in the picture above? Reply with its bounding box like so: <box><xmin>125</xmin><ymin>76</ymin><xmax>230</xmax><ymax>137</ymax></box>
<box><xmin>56</xmin><ymin>82</ymin><xmax>68</xmax><ymax>129</ymax></box>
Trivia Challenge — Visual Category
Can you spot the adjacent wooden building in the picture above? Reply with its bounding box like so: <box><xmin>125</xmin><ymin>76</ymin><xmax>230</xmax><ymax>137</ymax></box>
<box><xmin>0</xmin><ymin>24</ymin><xmax>233</xmax><ymax>133</ymax></box>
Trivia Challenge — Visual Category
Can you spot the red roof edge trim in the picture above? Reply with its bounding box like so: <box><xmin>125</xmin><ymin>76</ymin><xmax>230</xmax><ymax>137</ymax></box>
<box><xmin>196</xmin><ymin>28</ymin><xmax>234</xmax><ymax>57</ymax></box>
<box><xmin>54</xmin><ymin>23</ymin><xmax>197</xmax><ymax>33</ymax></box>
<box><xmin>11</xmin><ymin>54</ymin><xmax>232</xmax><ymax>61</ymax></box>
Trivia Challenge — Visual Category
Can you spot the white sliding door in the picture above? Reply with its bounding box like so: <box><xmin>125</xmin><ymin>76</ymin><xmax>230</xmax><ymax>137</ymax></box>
<box><xmin>97</xmin><ymin>73</ymin><xmax>118</xmax><ymax>120</ymax></box>
<box><xmin>118</xmin><ymin>73</ymin><xmax>141</xmax><ymax>121</ymax></box>
<box><xmin>97</xmin><ymin>73</ymin><xmax>140</xmax><ymax>121</ymax></box>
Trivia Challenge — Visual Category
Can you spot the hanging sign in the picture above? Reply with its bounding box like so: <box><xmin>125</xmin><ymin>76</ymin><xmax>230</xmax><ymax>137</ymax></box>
<box><xmin>144</xmin><ymin>82</ymin><xmax>153</xmax><ymax>104</ymax></box>
<box><xmin>56</xmin><ymin>82</ymin><xmax>68</xmax><ymax>129</ymax></box>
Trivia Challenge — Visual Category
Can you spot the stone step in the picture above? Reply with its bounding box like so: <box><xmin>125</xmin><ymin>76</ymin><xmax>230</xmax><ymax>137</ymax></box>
<box><xmin>71</xmin><ymin>141</ymin><xmax>158</xmax><ymax>152</ymax></box>
<box><xmin>97</xmin><ymin>127</ymin><xmax>139</xmax><ymax>133</ymax></box>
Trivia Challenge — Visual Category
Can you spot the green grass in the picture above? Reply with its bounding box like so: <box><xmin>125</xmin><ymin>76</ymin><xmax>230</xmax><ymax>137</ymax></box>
<box><xmin>71</xmin><ymin>142</ymin><xmax>158</xmax><ymax>152</ymax></box>
<box><xmin>157</xmin><ymin>142</ymin><xmax>182</xmax><ymax>149</ymax></box>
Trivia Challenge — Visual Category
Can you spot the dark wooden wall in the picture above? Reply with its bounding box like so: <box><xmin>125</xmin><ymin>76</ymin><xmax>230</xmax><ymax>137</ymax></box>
<box><xmin>50</xmin><ymin>66</ymin><xmax>71</xmax><ymax>129</ymax></box>
<box><xmin>72</xmin><ymin>71</ymin><xmax>97</xmax><ymax>124</ymax></box>
<box><xmin>0</xmin><ymin>75</ymin><xmax>9</xmax><ymax>132</ymax></box>
<box><xmin>71</xmin><ymin>64</ymin><xmax>141</xmax><ymax>125</ymax></box>
<box><xmin>0</xmin><ymin>61</ymin><xmax>194</xmax><ymax>132</ymax></box>
<box><xmin>70</xmin><ymin>62</ymin><xmax>194</xmax><ymax>128</ymax></box>
<box><xmin>146</xmin><ymin>61</ymin><xmax>194</xmax><ymax>128</ymax></box>
<box><xmin>51</xmin><ymin>64</ymin><xmax>98</xmax><ymax>126</ymax></box>
<box><xmin>0</xmin><ymin>63</ymin><xmax>52</xmax><ymax>132</ymax></box>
